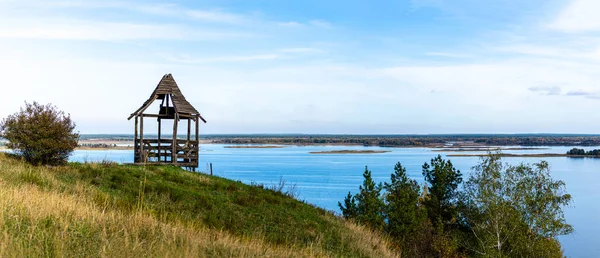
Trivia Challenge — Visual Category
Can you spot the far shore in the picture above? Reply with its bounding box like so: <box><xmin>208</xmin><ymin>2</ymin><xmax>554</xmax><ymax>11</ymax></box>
<box><xmin>224</xmin><ymin>145</ymin><xmax>285</xmax><ymax>149</ymax></box>
<box><xmin>309</xmin><ymin>150</ymin><xmax>391</xmax><ymax>154</ymax></box>
<box><xmin>433</xmin><ymin>147</ymin><xmax>549</xmax><ymax>152</ymax></box>
<box><xmin>447</xmin><ymin>153</ymin><xmax>600</xmax><ymax>158</ymax></box>
<box><xmin>77</xmin><ymin>146</ymin><xmax>133</xmax><ymax>151</ymax></box>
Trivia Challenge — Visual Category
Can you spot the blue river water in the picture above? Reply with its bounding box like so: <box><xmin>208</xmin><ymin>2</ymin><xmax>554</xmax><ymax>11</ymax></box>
<box><xmin>70</xmin><ymin>145</ymin><xmax>598</xmax><ymax>257</ymax></box>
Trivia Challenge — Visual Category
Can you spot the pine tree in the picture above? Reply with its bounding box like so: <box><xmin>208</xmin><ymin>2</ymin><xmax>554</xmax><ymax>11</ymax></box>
<box><xmin>339</xmin><ymin>192</ymin><xmax>358</xmax><ymax>219</ymax></box>
<box><xmin>384</xmin><ymin>162</ymin><xmax>422</xmax><ymax>240</ymax></box>
<box><xmin>339</xmin><ymin>166</ymin><xmax>385</xmax><ymax>230</ymax></box>
<box><xmin>422</xmin><ymin>155</ymin><xmax>462</xmax><ymax>229</ymax></box>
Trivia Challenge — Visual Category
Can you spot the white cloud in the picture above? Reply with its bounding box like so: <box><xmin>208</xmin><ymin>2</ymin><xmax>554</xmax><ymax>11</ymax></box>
<box><xmin>550</xmin><ymin>0</ymin><xmax>600</xmax><ymax>32</ymax></box>
<box><xmin>162</xmin><ymin>54</ymin><xmax>282</xmax><ymax>64</ymax></box>
<box><xmin>277</xmin><ymin>21</ymin><xmax>305</xmax><ymax>27</ymax></box>
<box><xmin>276</xmin><ymin>48</ymin><xmax>323</xmax><ymax>54</ymax></box>
<box><xmin>277</xmin><ymin>20</ymin><xmax>333</xmax><ymax>29</ymax></box>
<box><xmin>425</xmin><ymin>52</ymin><xmax>472</xmax><ymax>58</ymax></box>
<box><xmin>4</xmin><ymin>0</ymin><xmax>600</xmax><ymax>133</ymax></box>
<box><xmin>309</xmin><ymin>20</ymin><xmax>333</xmax><ymax>29</ymax></box>
<box><xmin>529</xmin><ymin>86</ymin><xmax>562</xmax><ymax>95</ymax></box>
<box><xmin>183</xmin><ymin>9</ymin><xmax>248</xmax><ymax>24</ymax></box>
<box><xmin>0</xmin><ymin>19</ymin><xmax>250</xmax><ymax>41</ymax></box>
<box><xmin>1</xmin><ymin>0</ymin><xmax>250</xmax><ymax>25</ymax></box>
<box><xmin>384</xmin><ymin>57</ymin><xmax>600</xmax><ymax>105</ymax></box>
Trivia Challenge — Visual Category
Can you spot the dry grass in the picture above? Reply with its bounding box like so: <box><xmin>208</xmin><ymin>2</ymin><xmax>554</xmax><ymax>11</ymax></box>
<box><xmin>0</xmin><ymin>154</ymin><xmax>398</xmax><ymax>257</ymax></box>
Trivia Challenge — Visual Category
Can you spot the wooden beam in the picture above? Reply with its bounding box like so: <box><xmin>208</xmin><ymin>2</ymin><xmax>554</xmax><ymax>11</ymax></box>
<box><xmin>127</xmin><ymin>95</ymin><xmax>158</xmax><ymax>120</ymax></box>
<box><xmin>140</xmin><ymin>114</ymin><xmax>168</xmax><ymax>118</ymax></box>
<box><xmin>195</xmin><ymin>115</ymin><xmax>199</xmax><ymax>142</ymax></box>
<box><xmin>195</xmin><ymin>115</ymin><xmax>199</xmax><ymax>166</ymax></box>
<box><xmin>157</xmin><ymin>118</ymin><xmax>161</xmax><ymax>162</ymax></box>
<box><xmin>134</xmin><ymin>116</ymin><xmax>139</xmax><ymax>162</ymax></box>
<box><xmin>140</xmin><ymin>116</ymin><xmax>144</xmax><ymax>163</ymax></box>
<box><xmin>198</xmin><ymin>114</ymin><xmax>207</xmax><ymax>123</ymax></box>
<box><xmin>172</xmin><ymin>113</ymin><xmax>178</xmax><ymax>164</ymax></box>
<box><xmin>187</xmin><ymin>118</ymin><xmax>191</xmax><ymax>142</ymax></box>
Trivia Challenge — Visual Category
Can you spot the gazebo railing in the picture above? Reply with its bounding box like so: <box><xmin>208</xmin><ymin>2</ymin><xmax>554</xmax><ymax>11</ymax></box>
<box><xmin>134</xmin><ymin>139</ymin><xmax>199</xmax><ymax>166</ymax></box>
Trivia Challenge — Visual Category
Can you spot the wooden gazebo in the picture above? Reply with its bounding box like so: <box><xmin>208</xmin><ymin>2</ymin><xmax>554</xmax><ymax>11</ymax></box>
<box><xmin>128</xmin><ymin>74</ymin><xmax>206</xmax><ymax>168</ymax></box>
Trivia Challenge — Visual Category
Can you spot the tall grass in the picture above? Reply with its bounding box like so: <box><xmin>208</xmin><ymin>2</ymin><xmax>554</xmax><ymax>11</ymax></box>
<box><xmin>0</xmin><ymin>153</ymin><xmax>398</xmax><ymax>257</ymax></box>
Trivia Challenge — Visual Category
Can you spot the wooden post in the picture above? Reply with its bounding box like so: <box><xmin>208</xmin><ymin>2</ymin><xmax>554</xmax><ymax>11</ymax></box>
<box><xmin>195</xmin><ymin>116</ymin><xmax>199</xmax><ymax>165</ymax></box>
<box><xmin>210</xmin><ymin>163</ymin><xmax>213</xmax><ymax>176</ymax></box>
<box><xmin>157</xmin><ymin>118</ymin><xmax>161</xmax><ymax>162</ymax></box>
<box><xmin>172</xmin><ymin>113</ymin><xmax>178</xmax><ymax>164</ymax></box>
<box><xmin>187</xmin><ymin>118</ymin><xmax>191</xmax><ymax>142</ymax></box>
<box><xmin>140</xmin><ymin>115</ymin><xmax>144</xmax><ymax>163</ymax></box>
<box><xmin>134</xmin><ymin>116</ymin><xmax>139</xmax><ymax>162</ymax></box>
<box><xmin>195</xmin><ymin>117</ymin><xmax>199</xmax><ymax>142</ymax></box>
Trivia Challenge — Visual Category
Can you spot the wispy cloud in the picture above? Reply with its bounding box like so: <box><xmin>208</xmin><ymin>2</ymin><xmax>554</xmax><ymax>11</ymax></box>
<box><xmin>529</xmin><ymin>86</ymin><xmax>561</xmax><ymax>95</ymax></box>
<box><xmin>276</xmin><ymin>21</ymin><xmax>305</xmax><ymax>27</ymax></box>
<box><xmin>277</xmin><ymin>48</ymin><xmax>324</xmax><ymax>54</ymax></box>
<box><xmin>161</xmin><ymin>47</ymin><xmax>325</xmax><ymax>64</ymax></box>
<box><xmin>276</xmin><ymin>20</ymin><xmax>333</xmax><ymax>28</ymax></box>
<box><xmin>309</xmin><ymin>20</ymin><xmax>333</xmax><ymax>29</ymax></box>
<box><xmin>0</xmin><ymin>19</ymin><xmax>253</xmax><ymax>41</ymax></box>
<box><xmin>550</xmin><ymin>0</ymin><xmax>600</xmax><ymax>32</ymax></box>
<box><xmin>162</xmin><ymin>54</ymin><xmax>283</xmax><ymax>64</ymax></box>
<box><xmin>183</xmin><ymin>9</ymin><xmax>248</xmax><ymax>24</ymax></box>
<box><xmin>2</xmin><ymin>0</ymin><xmax>251</xmax><ymax>25</ymax></box>
<box><xmin>528</xmin><ymin>87</ymin><xmax>600</xmax><ymax>100</ymax></box>
<box><xmin>565</xmin><ymin>90</ymin><xmax>600</xmax><ymax>99</ymax></box>
<box><xmin>425</xmin><ymin>52</ymin><xmax>472</xmax><ymax>58</ymax></box>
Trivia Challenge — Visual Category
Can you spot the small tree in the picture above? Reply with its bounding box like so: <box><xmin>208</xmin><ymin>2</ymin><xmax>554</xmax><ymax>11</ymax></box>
<box><xmin>339</xmin><ymin>166</ymin><xmax>385</xmax><ymax>230</ymax></box>
<box><xmin>339</xmin><ymin>192</ymin><xmax>358</xmax><ymax>220</ymax></box>
<box><xmin>384</xmin><ymin>162</ymin><xmax>422</xmax><ymax>240</ymax></box>
<box><xmin>461</xmin><ymin>154</ymin><xmax>572</xmax><ymax>257</ymax></box>
<box><xmin>422</xmin><ymin>155</ymin><xmax>463</xmax><ymax>229</ymax></box>
<box><xmin>0</xmin><ymin>102</ymin><xmax>79</xmax><ymax>165</ymax></box>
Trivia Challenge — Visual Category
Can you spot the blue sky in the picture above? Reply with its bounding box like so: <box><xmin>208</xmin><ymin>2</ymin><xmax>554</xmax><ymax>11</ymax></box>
<box><xmin>1</xmin><ymin>0</ymin><xmax>599</xmax><ymax>134</ymax></box>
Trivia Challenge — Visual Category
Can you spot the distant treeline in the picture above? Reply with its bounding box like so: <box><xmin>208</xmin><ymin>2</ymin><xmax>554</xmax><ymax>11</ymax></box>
<box><xmin>78</xmin><ymin>143</ymin><xmax>117</xmax><ymax>148</ymax></box>
<box><xmin>210</xmin><ymin>135</ymin><xmax>600</xmax><ymax>147</ymax></box>
<box><xmin>566</xmin><ymin>148</ymin><xmax>600</xmax><ymax>156</ymax></box>
<box><xmin>73</xmin><ymin>134</ymin><xmax>600</xmax><ymax>147</ymax></box>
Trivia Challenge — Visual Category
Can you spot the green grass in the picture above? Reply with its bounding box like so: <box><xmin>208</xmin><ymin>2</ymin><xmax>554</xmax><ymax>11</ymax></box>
<box><xmin>0</xmin><ymin>153</ymin><xmax>397</xmax><ymax>257</ymax></box>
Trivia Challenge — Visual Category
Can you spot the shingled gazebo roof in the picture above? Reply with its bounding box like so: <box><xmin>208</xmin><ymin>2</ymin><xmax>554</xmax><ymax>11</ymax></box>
<box><xmin>127</xmin><ymin>74</ymin><xmax>206</xmax><ymax>122</ymax></box>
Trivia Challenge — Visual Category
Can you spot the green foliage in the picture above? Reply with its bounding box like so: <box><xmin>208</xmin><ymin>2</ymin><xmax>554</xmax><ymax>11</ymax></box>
<box><xmin>566</xmin><ymin>148</ymin><xmax>586</xmax><ymax>155</ymax></box>
<box><xmin>422</xmin><ymin>155</ymin><xmax>463</xmax><ymax>229</ymax></box>
<box><xmin>340</xmin><ymin>154</ymin><xmax>572</xmax><ymax>257</ymax></box>
<box><xmin>355</xmin><ymin>166</ymin><xmax>386</xmax><ymax>230</ymax></box>
<box><xmin>339</xmin><ymin>192</ymin><xmax>358</xmax><ymax>219</ymax></box>
<box><xmin>0</xmin><ymin>102</ymin><xmax>78</xmax><ymax>165</ymax></box>
<box><xmin>567</xmin><ymin>147</ymin><xmax>600</xmax><ymax>156</ymax></box>
<box><xmin>339</xmin><ymin>166</ymin><xmax>385</xmax><ymax>231</ymax></box>
<box><xmin>383</xmin><ymin>162</ymin><xmax>422</xmax><ymax>240</ymax></box>
<box><xmin>461</xmin><ymin>154</ymin><xmax>572</xmax><ymax>257</ymax></box>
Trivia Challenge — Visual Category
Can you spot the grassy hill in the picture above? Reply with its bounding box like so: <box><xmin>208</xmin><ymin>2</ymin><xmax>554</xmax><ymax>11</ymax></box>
<box><xmin>0</xmin><ymin>153</ymin><xmax>397</xmax><ymax>257</ymax></box>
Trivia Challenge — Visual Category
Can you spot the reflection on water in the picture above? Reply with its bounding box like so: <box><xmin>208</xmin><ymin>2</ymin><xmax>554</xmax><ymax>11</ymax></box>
<box><xmin>70</xmin><ymin>144</ymin><xmax>599</xmax><ymax>257</ymax></box>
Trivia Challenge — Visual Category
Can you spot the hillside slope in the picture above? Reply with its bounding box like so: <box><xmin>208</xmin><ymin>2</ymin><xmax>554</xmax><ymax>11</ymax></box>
<box><xmin>0</xmin><ymin>154</ymin><xmax>397</xmax><ymax>257</ymax></box>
